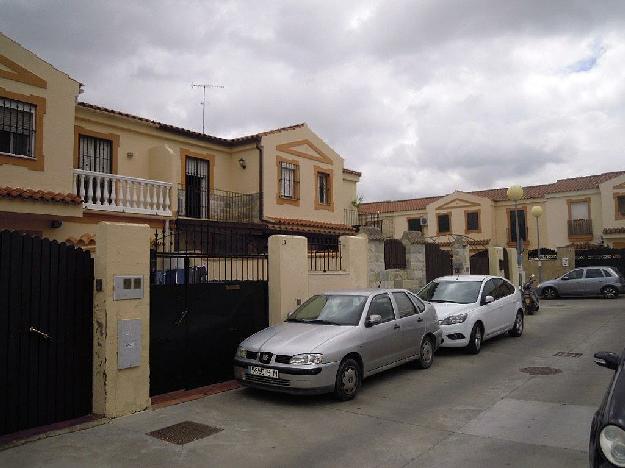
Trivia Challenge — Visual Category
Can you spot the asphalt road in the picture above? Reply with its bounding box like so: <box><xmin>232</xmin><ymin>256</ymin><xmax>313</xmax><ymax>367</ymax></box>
<box><xmin>1</xmin><ymin>298</ymin><xmax>624</xmax><ymax>468</ymax></box>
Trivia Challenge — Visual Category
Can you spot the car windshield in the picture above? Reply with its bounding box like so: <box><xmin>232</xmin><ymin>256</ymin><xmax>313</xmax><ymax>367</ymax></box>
<box><xmin>418</xmin><ymin>280</ymin><xmax>483</xmax><ymax>304</ymax></box>
<box><xmin>286</xmin><ymin>294</ymin><xmax>368</xmax><ymax>326</ymax></box>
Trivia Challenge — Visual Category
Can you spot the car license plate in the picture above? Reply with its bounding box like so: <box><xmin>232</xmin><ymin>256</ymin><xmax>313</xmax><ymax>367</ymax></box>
<box><xmin>249</xmin><ymin>366</ymin><xmax>279</xmax><ymax>379</ymax></box>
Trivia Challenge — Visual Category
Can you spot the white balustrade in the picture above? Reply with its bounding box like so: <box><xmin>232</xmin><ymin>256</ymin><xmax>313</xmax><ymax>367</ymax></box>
<box><xmin>73</xmin><ymin>169</ymin><xmax>173</xmax><ymax>216</ymax></box>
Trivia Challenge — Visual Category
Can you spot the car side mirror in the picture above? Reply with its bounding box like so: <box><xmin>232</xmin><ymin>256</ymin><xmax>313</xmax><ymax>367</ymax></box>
<box><xmin>483</xmin><ymin>295</ymin><xmax>495</xmax><ymax>305</ymax></box>
<box><xmin>594</xmin><ymin>352</ymin><xmax>620</xmax><ymax>371</ymax></box>
<box><xmin>366</xmin><ymin>314</ymin><xmax>382</xmax><ymax>327</ymax></box>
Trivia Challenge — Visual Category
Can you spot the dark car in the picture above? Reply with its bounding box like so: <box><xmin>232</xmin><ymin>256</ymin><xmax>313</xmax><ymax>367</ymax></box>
<box><xmin>590</xmin><ymin>347</ymin><xmax>625</xmax><ymax>467</ymax></box>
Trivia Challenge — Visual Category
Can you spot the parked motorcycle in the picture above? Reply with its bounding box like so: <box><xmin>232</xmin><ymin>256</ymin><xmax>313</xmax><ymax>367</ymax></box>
<box><xmin>522</xmin><ymin>275</ymin><xmax>540</xmax><ymax>315</ymax></box>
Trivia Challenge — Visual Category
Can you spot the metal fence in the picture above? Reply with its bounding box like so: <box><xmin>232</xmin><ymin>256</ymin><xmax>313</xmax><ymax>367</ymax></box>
<box><xmin>151</xmin><ymin>223</ymin><xmax>268</xmax><ymax>283</ymax></box>
<box><xmin>178</xmin><ymin>186</ymin><xmax>261</xmax><ymax>223</ymax></box>
<box><xmin>308</xmin><ymin>236</ymin><xmax>342</xmax><ymax>272</ymax></box>
<box><xmin>344</xmin><ymin>209</ymin><xmax>383</xmax><ymax>231</ymax></box>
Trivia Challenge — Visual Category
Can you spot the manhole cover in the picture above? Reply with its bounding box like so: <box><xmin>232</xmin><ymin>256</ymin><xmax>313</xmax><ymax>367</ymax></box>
<box><xmin>520</xmin><ymin>367</ymin><xmax>562</xmax><ymax>375</ymax></box>
<box><xmin>554</xmin><ymin>352</ymin><xmax>583</xmax><ymax>358</ymax></box>
<box><xmin>147</xmin><ymin>421</ymin><xmax>223</xmax><ymax>445</ymax></box>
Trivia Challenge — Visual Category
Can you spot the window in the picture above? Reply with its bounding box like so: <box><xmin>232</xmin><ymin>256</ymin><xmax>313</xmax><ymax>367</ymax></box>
<box><xmin>407</xmin><ymin>218</ymin><xmax>422</xmax><ymax>232</ymax></box>
<box><xmin>418</xmin><ymin>280</ymin><xmax>483</xmax><ymax>304</ymax></box>
<box><xmin>437</xmin><ymin>213</ymin><xmax>450</xmax><ymax>234</ymax></box>
<box><xmin>617</xmin><ymin>195</ymin><xmax>625</xmax><ymax>218</ymax></box>
<box><xmin>368</xmin><ymin>294</ymin><xmax>395</xmax><ymax>322</ymax></box>
<box><xmin>318</xmin><ymin>172</ymin><xmax>331</xmax><ymax>205</ymax></box>
<box><xmin>585</xmin><ymin>269</ymin><xmax>604</xmax><ymax>278</ymax></box>
<box><xmin>279</xmin><ymin>161</ymin><xmax>298</xmax><ymax>199</ymax></box>
<box><xmin>570</xmin><ymin>201</ymin><xmax>590</xmax><ymax>220</ymax></box>
<box><xmin>407</xmin><ymin>292</ymin><xmax>426</xmax><ymax>312</ymax></box>
<box><xmin>481</xmin><ymin>278</ymin><xmax>499</xmax><ymax>301</ymax></box>
<box><xmin>78</xmin><ymin>135</ymin><xmax>112</xmax><ymax>173</ymax></box>
<box><xmin>466</xmin><ymin>211</ymin><xmax>480</xmax><ymax>232</ymax></box>
<box><xmin>287</xmin><ymin>294</ymin><xmax>367</xmax><ymax>326</ymax></box>
<box><xmin>509</xmin><ymin>209</ymin><xmax>527</xmax><ymax>242</ymax></box>
<box><xmin>492</xmin><ymin>279</ymin><xmax>514</xmax><ymax>299</ymax></box>
<box><xmin>0</xmin><ymin>97</ymin><xmax>36</xmax><ymax>158</ymax></box>
<box><xmin>392</xmin><ymin>292</ymin><xmax>417</xmax><ymax>318</ymax></box>
<box><xmin>602</xmin><ymin>269</ymin><xmax>615</xmax><ymax>277</ymax></box>
<box><xmin>562</xmin><ymin>269</ymin><xmax>583</xmax><ymax>280</ymax></box>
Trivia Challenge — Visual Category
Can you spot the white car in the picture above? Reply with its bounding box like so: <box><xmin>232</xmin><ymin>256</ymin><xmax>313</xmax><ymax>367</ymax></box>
<box><xmin>417</xmin><ymin>275</ymin><xmax>524</xmax><ymax>354</ymax></box>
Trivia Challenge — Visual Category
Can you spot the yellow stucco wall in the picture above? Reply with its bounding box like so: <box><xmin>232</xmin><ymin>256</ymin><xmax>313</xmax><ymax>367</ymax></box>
<box><xmin>0</xmin><ymin>33</ymin><xmax>80</xmax><ymax>196</ymax></box>
<box><xmin>261</xmin><ymin>125</ymin><xmax>358</xmax><ymax>225</ymax></box>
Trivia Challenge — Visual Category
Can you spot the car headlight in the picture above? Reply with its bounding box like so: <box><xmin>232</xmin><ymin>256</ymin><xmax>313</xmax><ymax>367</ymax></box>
<box><xmin>600</xmin><ymin>425</ymin><xmax>625</xmax><ymax>467</ymax></box>
<box><xmin>289</xmin><ymin>353</ymin><xmax>323</xmax><ymax>365</ymax></box>
<box><xmin>439</xmin><ymin>313</ymin><xmax>468</xmax><ymax>326</ymax></box>
<box><xmin>236</xmin><ymin>346</ymin><xmax>247</xmax><ymax>359</ymax></box>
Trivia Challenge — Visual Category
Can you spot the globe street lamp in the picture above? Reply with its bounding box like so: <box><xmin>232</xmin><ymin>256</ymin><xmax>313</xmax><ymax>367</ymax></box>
<box><xmin>507</xmin><ymin>185</ymin><xmax>524</xmax><ymax>287</ymax></box>
<box><xmin>531</xmin><ymin>205</ymin><xmax>544</xmax><ymax>283</ymax></box>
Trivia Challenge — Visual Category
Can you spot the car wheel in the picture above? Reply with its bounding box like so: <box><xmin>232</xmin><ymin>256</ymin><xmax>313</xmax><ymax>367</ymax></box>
<box><xmin>416</xmin><ymin>336</ymin><xmax>434</xmax><ymax>369</ymax></box>
<box><xmin>602</xmin><ymin>286</ymin><xmax>619</xmax><ymax>299</ymax></box>
<box><xmin>334</xmin><ymin>358</ymin><xmax>361</xmax><ymax>401</ymax></box>
<box><xmin>466</xmin><ymin>323</ymin><xmax>483</xmax><ymax>355</ymax></box>
<box><xmin>509</xmin><ymin>310</ymin><xmax>524</xmax><ymax>337</ymax></box>
<box><xmin>542</xmin><ymin>287</ymin><xmax>558</xmax><ymax>300</ymax></box>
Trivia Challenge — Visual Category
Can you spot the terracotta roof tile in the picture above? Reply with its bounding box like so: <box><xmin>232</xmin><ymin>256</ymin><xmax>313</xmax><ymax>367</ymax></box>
<box><xmin>360</xmin><ymin>170</ymin><xmax>625</xmax><ymax>214</ymax></box>
<box><xmin>66</xmin><ymin>233</ymin><xmax>96</xmax><ymax>248</ymax></box>
<box><xmin>0</xmin><ymin>186</ymin><xmax>82</xmax><ymax>205</ymax></box>
<box><xmin>77</xmin><ymin>102</ymin><xmax>305</xmax><ymax>147</ymax></box>
<box><xmin>265</xmin><ymin>217</ymin><xmax>355</xmax><ymax>234</ymax></box>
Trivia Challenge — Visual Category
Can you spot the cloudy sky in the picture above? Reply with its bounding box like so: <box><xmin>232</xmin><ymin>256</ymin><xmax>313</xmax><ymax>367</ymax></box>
<box><xmin>2</xmin><ymin>0</ymin><xmax>625</xmax><ymax>202</ymax></box>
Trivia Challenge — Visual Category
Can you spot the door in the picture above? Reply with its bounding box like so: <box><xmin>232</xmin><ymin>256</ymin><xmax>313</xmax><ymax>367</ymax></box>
<box><xmin>583</xmin><ymin>268</ymin><xmax>607</xmax><ymax>295</ymax></box>
<box><xmin>480</xmin><ymin>278</ymin><xmax>505</xmax><ymax>337</ymax></box>
<box><xmin>185</xmin><ymin>157</ymin><xmax>209</xmax><ymax>218</ymax></box>
<box><xmin>494</xmin><ymin>280</ymin><xmax>518</xmax><ymax>330</ymax></box>
<box><xmin>558</xmin><ymin>268</ymin><xmax>585</xmax><ymax>296</ymax></box>
<box><xmin>361</xmin><ymin>293</ymin><xmax>402</xmax><ymax>373</ymax></box>
<box><xmin>391</xmin><ymin>291</ymin><xmax>425</xmax><ymax>359</ymax></box>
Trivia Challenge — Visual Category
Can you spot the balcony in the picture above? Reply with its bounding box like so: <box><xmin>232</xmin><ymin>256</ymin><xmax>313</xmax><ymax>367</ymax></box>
<box><xmin>568</xmin><ymin>218</ymin><xmax>593</xmax><ymax>238</ymax></box>
<box><xmin>73</xmin><ymin>169</ymin><xmax>173</xmax><ymax>216</ymax></box>
<box><xmin>177</xmin><ymin>186</ymin><xmax>260</xmax><ymax>223</ymax></box>
<box><xmin>345</xmin><ymin>209</ymin><xmax>383</xmax><ymax>231</ymax></box>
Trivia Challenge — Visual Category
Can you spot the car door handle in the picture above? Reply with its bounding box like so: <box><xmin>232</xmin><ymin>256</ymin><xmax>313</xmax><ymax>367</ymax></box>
<box><xmin>417</xmin><ymin>317</ymin><xmax>423</xmax><ymax>322</ymax></box>
<box><xmin>393</xmin><ymin>324</ymin><xmax>400</xmax><ymax>330</ymax></box>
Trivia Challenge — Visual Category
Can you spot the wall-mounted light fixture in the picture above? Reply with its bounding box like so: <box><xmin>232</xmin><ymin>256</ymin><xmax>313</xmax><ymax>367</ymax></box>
<box><xmin>126</xmin><ymin>152</ymin><xmax>134</xmax><ymax>159</ymax></box>
<box><xmin>50</xmin><ymin>219</ymin><xmax>63</xmax><ymax>229</ymax></box>
<box><xmin>238</xmin><ymin>157</ymin><xmax>247</xmax><ymax>169</ymax></box>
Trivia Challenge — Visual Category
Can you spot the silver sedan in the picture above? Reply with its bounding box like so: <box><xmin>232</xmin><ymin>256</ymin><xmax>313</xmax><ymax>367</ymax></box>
<box><xmin>233</xmin><ymin>289</ymin><xmax>442</xmax><ymax>400</ymax></box>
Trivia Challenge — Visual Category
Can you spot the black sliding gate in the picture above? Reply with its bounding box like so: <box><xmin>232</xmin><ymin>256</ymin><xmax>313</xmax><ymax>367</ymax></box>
<box><xmin>0</xmin><ymin>230</ymin><xmax>93</xmax><ymax>437</ymax></box>
<box><xmin>150</xmin><ymin>223</ymin><xmax>269</xmax><ymax>396</ymax></box>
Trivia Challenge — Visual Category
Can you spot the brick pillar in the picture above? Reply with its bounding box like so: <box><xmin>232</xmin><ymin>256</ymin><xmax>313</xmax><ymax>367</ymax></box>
<box><xmin>401</xmin><ymin>230</ymin><xmax>426</xmax><ymax>291</ymax></box>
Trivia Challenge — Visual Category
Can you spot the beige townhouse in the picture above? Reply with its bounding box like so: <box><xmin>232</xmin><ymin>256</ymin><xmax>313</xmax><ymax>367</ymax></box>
<box><xmin>0</xmin><ymin>33</ymin><xmax>361</xmax><ymax>247</ymax></box>
<box><xmin>359</xmin><ymin>171</ymin><xmax>625</xmax><ymax>251</ymax></box>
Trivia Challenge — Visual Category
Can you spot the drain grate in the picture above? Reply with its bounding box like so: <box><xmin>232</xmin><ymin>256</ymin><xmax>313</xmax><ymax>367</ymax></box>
<box><xmin>554</xmin><ymin>352</ymin><xmax>583</xmax><ymax>358</ymax></box>
<box><xmin>520</xmin><ymin>366</ymin><xmax>562</xmax><ymax>375</ymax></box>
<box><xmin>147</xmin><ymin>421</ymin><xmax>223</xmax><ymax>445</ymax></box>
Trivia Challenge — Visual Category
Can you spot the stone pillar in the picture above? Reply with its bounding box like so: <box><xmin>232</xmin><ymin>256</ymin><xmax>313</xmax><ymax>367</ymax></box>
<box><xmin>401</xmin><ymin>230</ymin><xmax>426</xmax><ymax>291</ymax></box>
<box><xmin>340</xmin><ymin>235</ymin><xmax>368</xmax><ymax>289</ymax></box>
<box><xmin>359</xmin><ymin>226</ymin><xmax>385</xmax><ymax>288</ymax></box>
<box><xmin>268</xmin><ymin>235</ymin><xmax>309</xmax><ymax>325</ymax></box>
<box><xmin>93</xmin><ymin>221</ymin><xmax>151</xmax><ymax>418</ymax></box>
<box><xmin>451</xmin><ymin>237</ymin><xmax>470</xmax><ymax>275</ymax></box>
<box><xmin>488</xmin><ymin>246</ymin><xmax>504</xmax><ymax>276</ymax></box>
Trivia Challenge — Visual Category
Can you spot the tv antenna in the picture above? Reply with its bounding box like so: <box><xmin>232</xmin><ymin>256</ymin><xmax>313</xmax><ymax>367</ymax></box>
<box><xmin>192</xmin><ymin>83</ymin><xmax>224</xmax><ymax>134</ymax></box>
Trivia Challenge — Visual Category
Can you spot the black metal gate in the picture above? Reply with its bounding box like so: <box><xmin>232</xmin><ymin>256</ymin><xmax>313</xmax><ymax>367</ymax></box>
<box><xmin>384</xmin><ymin>239</ymin><xmax>406</xmax><ymax>269</ymax></box>
<box><xmin>575</xmin><ymin>247</ymin><xmax>625</xmax><ymax>276</ymax></box>
<box><xmin>470</xmin><ymin>250</ymin><xmax>489</xmax><ymax>275</ymax></box>
<box><xmin>425</xmin><ymin>242</ymin><xmax>453</xmax><ymax>283</ymax></box>
<box><xmin>0</xmin><ymin>230</ymin><xmax>93</xmax><ymax>436</ymax></box>
<box><xmin>150</xmin><ymin>223</ymin><xmax>269</xmax><ymax>396</ymax></box>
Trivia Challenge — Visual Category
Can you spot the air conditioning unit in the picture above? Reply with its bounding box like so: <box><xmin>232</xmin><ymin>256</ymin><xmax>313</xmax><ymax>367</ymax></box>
<box><xmin>420</xmin><ymin>217</ymin><xmax>428</xmax><ymax>226</ymax></box>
